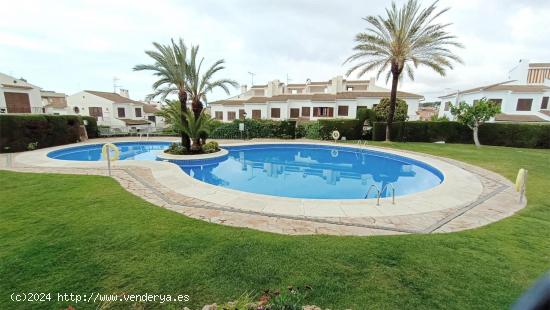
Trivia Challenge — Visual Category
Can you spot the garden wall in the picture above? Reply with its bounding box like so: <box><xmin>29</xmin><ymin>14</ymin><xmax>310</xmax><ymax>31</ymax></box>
<box><xmin>0</xmin><ymin>115</ymin><xmax>83</xmax><ymax>152</ymax></box>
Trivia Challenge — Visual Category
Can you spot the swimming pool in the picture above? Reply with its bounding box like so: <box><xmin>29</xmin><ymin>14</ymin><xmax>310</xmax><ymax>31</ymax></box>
<box><xmin>48</xmin><ymin>142</ymin><xmax>443</xmax><ymax>200</ymax></box>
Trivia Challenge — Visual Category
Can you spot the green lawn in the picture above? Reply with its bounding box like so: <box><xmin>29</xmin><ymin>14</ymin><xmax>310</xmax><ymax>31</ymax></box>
<box><xmin>1</xmin><ymin>142</ymin><xmax>549</xmax><ymax>309</ymax></box>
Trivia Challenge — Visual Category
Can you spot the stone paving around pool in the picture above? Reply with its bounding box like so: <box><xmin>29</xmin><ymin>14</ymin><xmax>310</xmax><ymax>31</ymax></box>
<box><xmin>0</xmin><ymin>138</ymin><xmax>526</xmax><ymax>236</ymax></box>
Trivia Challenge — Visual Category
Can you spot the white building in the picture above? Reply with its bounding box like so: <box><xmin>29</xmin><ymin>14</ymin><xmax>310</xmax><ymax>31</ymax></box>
<box><xmin>0</xmin><ymin>73</ymin><xmax>43</xmax><ymax>114</ymax></box>
<box><xmin>209</xmin><ymin>76</ymin><xmax>423</xmax><ymax>122</ymax></box>
<box><xmin>66</xmin><ymin>90</ymin><xmax>152</xmax><ymax>129</ymax></box>
<box><xmin>438</xmin><ymin>60</ymin><xmax>550</xmax><ymax>122</ymax></box>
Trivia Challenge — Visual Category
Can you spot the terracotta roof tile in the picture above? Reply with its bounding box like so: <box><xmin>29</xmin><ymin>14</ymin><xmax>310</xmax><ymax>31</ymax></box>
<box><xmin>143</xmin><ymin>104</ymin><xmax>160</xmax><ymax>113</ymax></box>
<box><xmin>85</xmin><ymin>90</ymin><xmax>144</xmax><ymax>105</ymax></box>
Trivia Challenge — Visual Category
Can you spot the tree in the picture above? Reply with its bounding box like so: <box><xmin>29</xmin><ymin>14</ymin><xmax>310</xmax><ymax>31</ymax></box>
<box><xmin>374</xmin><ymin>98</ymin><xmax>408</xmax><ymax>122</ymax></box>
<box><xmin>179</xmin><ymin>109</ymin><xmax>214</xmax><ymax>152</ymax></box>
<box><xmin>450</xmin><ymin>98</ymin><xmax>500</xmax><ymax>147</ymax></box>
<box><xmin>185</xmin><ymin>45</ymin><xmax>238</xmax><ymax>119</ymax></box>
<box><xmin>156</xmin><ymin>101</ymin><xmax>213</xmax><ymax>152</ymax></box>
<box><xmin>134</xmin><ymin>38</ymin><xmax>191</xmax><ymax>149</ymax></box>
<box><xmin>344</xmin><ymin>0</ymin><xmax>463</xmax><ymax>141</ymax></box>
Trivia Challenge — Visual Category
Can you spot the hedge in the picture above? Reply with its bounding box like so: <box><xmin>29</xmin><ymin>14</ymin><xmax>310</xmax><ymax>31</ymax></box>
<box><xmin>82</xmin><ymin>116</ymin><xmax>99</xmax><ymax>138</ymax></box>
<box><xmin>373</xmin><ymin>121</ymin><xmax>550</xmax><ymax>148</ymax></box>
<box><xmin>209</xmin><ymin>119</ymin><xmax>297</xmax><ymax>139</ymax></box>
<box><xmin>317</xmin><ymin>119</ymin><xmax>364</xmax><ymax>140</ymax></box>
<box><xmin>0</xmin><ymin>115</ymin><xmax>82</xmax><ymax>152</ymax></box>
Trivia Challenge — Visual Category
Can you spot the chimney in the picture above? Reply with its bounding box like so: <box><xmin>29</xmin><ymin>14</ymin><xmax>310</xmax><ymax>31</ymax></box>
<box><xmin>119</xmin><ymin>88</ymin><xmax>129</xmax><ymax>98</ymax></box>
<box><xmin>240</xmin><ymin>84</ymin><xmax>247</xmax><ymax>94</ymax></box>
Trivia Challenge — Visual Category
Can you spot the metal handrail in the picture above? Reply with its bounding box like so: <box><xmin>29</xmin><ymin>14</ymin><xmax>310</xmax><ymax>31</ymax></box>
<box><xmin>381</xmin><ymin>183</ymin><xmax>396</xmax><ymax>204</ymax></box>
<box><xmin>364</xmin><ymin>183</ymin><xmax>396</xmax><ymax>205</ymax></box>
<box><xmin>365</xmin><ymin>184</ymin><xmax>381</xmax><ymax>206</ymax></box>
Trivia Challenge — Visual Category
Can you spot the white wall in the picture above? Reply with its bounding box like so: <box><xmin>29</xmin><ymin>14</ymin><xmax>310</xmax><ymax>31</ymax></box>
<box><xmin>67</xmin><ymin>91</ymin><xmax>125</xmax><ymax>127</ymax></box>
<box><xmin>438</xmin><ymin>90</ymin><xmax>550</xmax><ymax>120</ymax></box>
<box><xmin>0</xmin><ymin>74</ymin><xmax>43</xmax><ymax>113</ymax></box>
<box><xmin>210</xmin><ymin>97</ymin><xmax>421</xmax><ymax>122</ymax></box>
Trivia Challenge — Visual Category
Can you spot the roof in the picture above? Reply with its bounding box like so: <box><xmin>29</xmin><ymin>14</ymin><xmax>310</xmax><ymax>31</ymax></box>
<box><xmin>40</xmin><ymin>90</ymin><xmax>66</xmax><ymax>98</ymax></box>
<box><xmin>0</xmin><ymin>72</ymin><xmax>41</xmax><ymax>89</ymax></box>
<box><xmin>85</xmin><ymin>90</ymin><xmax>144</xmax><ymax>105</ymax></box>
<box><xmin>1</xmin><ymin>83</ymin><xmax>33</xmax><ymax>90</ymax></box>
<box><xmin>210</xmin><ymin>91</ymin><xmax>423</xmax><ymax>105</ymax></box>
<box><xmin>119</xmin><ymin>119</ymin><xmax>151</xmax><ymax>125</ymax></box>
<box><xmin>440</xmin><ymin>81</ymin><xmax>550</xmax><ymax>98</ymax></box>
<box><xmin>494</xmin><ymin>113</ymin><xmax>548</xmax><ymax>122</ymax></box>
<box><xmin>143</xmin><ymin>104</ymin><xmax>160</xmax><ymax>113</ymax></box>
<box><xmin>529</xmin><ymin>63</ymin><xmax>550</xmax><ymax>68</ymax></box>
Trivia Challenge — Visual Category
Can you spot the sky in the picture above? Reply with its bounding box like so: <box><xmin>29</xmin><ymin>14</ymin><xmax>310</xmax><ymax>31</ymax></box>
<box><xmin>1</xmin><ymin>0</ymin><xmax>549</xmax><ymax>102</ymax></box>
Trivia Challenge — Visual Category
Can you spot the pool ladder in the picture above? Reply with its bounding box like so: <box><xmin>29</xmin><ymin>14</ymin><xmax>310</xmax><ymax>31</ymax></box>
<box><xmin>364</xmin><ymin>183</ymin><xmax>396</xmax><ymax>206</ymax></box>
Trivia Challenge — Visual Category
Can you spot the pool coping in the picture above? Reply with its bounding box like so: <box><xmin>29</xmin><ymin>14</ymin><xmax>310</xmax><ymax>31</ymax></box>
<box><xmin>13</xmin><ymin>138</ymin><xmax>484</xmax><ymax>218</ymax></box>
<box><xmin>2</xmin><ymin>137</ymin><xmax>526</xmax><ymax>235</ymax></box>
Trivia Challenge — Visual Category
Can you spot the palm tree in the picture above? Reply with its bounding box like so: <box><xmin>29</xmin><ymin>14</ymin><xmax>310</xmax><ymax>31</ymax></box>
<box><xmin>134</xmin><ymin>38</ymin><xmax>191</xmax><ymax>149</ymax></box>
<box><xmin>179</xmin><ymin>109</ymin><xmax>214</xmax><ymax>152</ymax></box>
<box><xmin>185</xmin><ymin>45</ymin><xmax>239</xmax><ymax>119</ymax></box>
<box><xmin>344</xmin><ymin>0</ymin><xmax>463</xmax><ymax>141</ymax></box>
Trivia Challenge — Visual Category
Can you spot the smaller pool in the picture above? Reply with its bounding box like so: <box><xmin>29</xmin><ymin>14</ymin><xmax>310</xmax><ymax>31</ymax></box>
<box><xmin>47</xmin><ymin>142</ymin><xmax>171</xmax><ymax>161</ymax></box>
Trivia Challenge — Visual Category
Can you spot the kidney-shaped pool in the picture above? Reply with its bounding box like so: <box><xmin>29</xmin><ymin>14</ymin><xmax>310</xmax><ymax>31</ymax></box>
<box><xmin>48</xmin><ymin>142</ymin><xmax>444</xmax><ymax>200</ymax></box>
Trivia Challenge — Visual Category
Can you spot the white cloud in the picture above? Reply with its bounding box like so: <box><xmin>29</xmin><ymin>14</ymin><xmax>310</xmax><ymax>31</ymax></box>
<box><xmin>0</xmin><ymin>0</ymin><xmax>549</xmax><ymax>101</ymax></box>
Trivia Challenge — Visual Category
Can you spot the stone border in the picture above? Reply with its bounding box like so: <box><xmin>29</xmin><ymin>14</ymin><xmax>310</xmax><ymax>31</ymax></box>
<box><xmin>156</xmin><ymin>148</ymin><xmax>229</xmax><ymax>161</ymax></box>
<box><xmin>1</xmin><ymin>137</ymin><xmax>526</xmax><ymax>236</ymax></box>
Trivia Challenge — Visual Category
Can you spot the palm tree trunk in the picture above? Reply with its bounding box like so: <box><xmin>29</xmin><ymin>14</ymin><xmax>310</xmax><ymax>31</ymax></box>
<box><xmin>178</xmin><ymin>90</ymin><xmax>191</xmax><ymax>149</ymax></box>
<box><xmin>190</xmin><ymin>138</ymin><xmax>202</xmax><ymax>152</ymax></box>
<box><xmin>386</xmin><ymin>65</ymin><xmax>400</xmax><ymax>142</ymax></box>
<box><xmin>192</xmin><ymin>98</ymin><xmax>203</xmax><ymax>119</ymax></box>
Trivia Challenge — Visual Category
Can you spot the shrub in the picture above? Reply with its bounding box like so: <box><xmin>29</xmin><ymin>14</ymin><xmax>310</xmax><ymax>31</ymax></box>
<box><xmin>374</xmin><ymin>98</ymin><xmax>409</xmax><ymax>121</ymax></box>
<box><xmin>81</xmin><ymin>116</ymin><xmax>99</xmax><ymax>138</ymax></box>
<box><xmin>0</xmin><ymin>115</ymin><xmax>81</xmax><ymax>152</ymax></box>
<box><xmin>202</xmin><ymin>141</ymin><xmax>219</xmax><ymax>153</ymax></box>
<box><xmin>164</xmin><ymin>142</ymin><xmax>186</xmax><ymax>155</ymax></box>
<box><xmin>318</xmin><ymin>119</ymin><xmax>363</xmax><ymax>140</ymax></box>
<box><xmin>372</xmin><ymin>121</ymin><xmax>550</xmax><ymax>148</ymax></box>
<box><xmin>209</xmin><ymin>119</ymin><xmax>296</xmax><ymax>139</ymax></box>
<box><xmin>302</xmin><ymin>121</ymin><xmax>322</xmax><ymax>140</ymax></box>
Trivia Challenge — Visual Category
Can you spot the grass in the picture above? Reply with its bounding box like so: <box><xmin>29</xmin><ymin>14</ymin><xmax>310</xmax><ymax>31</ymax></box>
<box><xmin>1</xmin><ymin>142</ymin><xmax>549</xmax><ymax>309</ymax></box>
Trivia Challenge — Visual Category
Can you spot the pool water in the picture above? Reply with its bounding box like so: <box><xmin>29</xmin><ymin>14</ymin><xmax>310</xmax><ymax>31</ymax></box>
<box><xmin>48</xmin><ymin>142</ymin><xmax>444</xmax><ymax>200</ymax></box>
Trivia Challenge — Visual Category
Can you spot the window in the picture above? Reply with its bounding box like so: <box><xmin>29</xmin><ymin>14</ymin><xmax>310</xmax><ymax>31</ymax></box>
<box><xmin>135</xmin><ymin>108</ymin><xmax>142</xmax><ymax>117</ymax></box>
<box><xmin>338</xmin><ymin>105</ymin><xmax>349</xmax><ymax>116</ymax></box>
<box><xmin>73</xmin><ymin>106</ymin><xmax>80</xmax><ymax>114</ymax></box>
<box><xmin>239</xmin><ymin>109</ymin><xmax>246</xmax><ymax>119</ymax></box>
<box><xmin>148</xmin><ymin>115</ymin><xmax>156</xmax><ymax>123</ymax></box>
<box><xmin>4</xmin><ymin>92</ymin><xmax>31</xmax><ymax>113</ymax></box>
<box><xmin>215</xmin><ymin>111</ymin><xmax>223</xmax><ymax>120</ymax></box>
<box><xmin>444</xmin><ymin>102</ymin><xmax>451</xmax><ymax>111</ymax></box>
<box><xmin>117</xmin><ymin>107</ymin><xmax>125</xmax><ymax>118</ymax></box>
<box><xmin>542</xmin><ymin>97</ymin><xmax>549</xmax><ymax>110</ymax></box>
<box><xmin>227</xmin><ymin>111</ymin><xmax>236</xmax><ymax>121</ymax></box>
<box><xmin>516</xmin><ymin>99</ymin><xmax>533</xmax><ymax>111</ymax></box>
<box><xmin>89</xmin><ymin>107</ymin><xmax>103</xmax><ymax>118</ymax></box>
<box><xmin>290</xmin><ymin>108</ymin><xmax>300</xmax><ymax>118</ymax></box>
<box><xmin>313</xmin><ymin>107</ymin><xmax>333</xmax><ymax>117</ymax></box>
<box><xmin>301</xmin><ymin>107</ymin><xmax>311</xmax><ymax>117</ymax></box>
<box><xmin>271</xmin><ymin>108</ymin><xmax>280</xmax><ymax>118</ymax></box>
<box><xmin>252</xmin><ymin>110</ymin><xmax>261</xmax><ymax>119</ymax></box>
<box><xmin>489</xmin><ymin>99</ymin><xmax>503</xmax><ymax>110</ymax></box>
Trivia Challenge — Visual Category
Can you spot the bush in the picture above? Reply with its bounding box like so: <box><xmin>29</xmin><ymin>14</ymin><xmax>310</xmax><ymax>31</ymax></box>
<box><xmin>81</xmin><ymin>116</ymin><xmax>98</xmax><ymax>138</ymax></box>
<box><xmin>202</xmin><ymin>141</ymin><xmax>219</xmax><ymax>153</ymax></box>
<box><xmin>374</xmin><ymin>98</ymin><xmax>408</xmax><ymax>121</ymax></box>
<box><xmin>0</xmin><ymin>115</ymin><xmax>81</xmax><ymax>153</ymax></box>
<box><xmin>209</xmin><ymin>119</ymin><xmax>296</xmax><ymax>139</ymax></box>
<box><xmin>318</xmin><ymin>119</ymin><xmax>364</xmax><ymax>140</ymax></box>
<box><xmin>164</xmin><ymin>142</ymin><xmax>186</xmax><ymax>155</ymax></box>
<box><xmin>301</xmin><ymin>121</ymin><xmax>322</xmax><ymax>139</ymax></box>
<box><xmin>372</xmin><ymin>121</ymin><xmax>550</xmax><ymax>148</ymax></box>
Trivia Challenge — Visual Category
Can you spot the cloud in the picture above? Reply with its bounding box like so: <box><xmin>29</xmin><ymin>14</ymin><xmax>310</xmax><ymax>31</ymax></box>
<box><xmin>0</xmin><ymin>0</ymin><xmax>549</xmax><ymax>102</ymax></box>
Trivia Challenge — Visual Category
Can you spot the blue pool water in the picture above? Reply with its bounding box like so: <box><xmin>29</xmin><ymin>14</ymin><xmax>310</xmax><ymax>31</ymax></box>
<box><xmin>48</xmin><ymin>142</ymin><xmax>444</xmax><ymax>199</ymax></box>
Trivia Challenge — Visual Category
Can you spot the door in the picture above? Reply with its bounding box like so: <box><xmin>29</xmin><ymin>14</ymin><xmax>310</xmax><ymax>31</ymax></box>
<box><xmin>4</xmin><ymin>92</ymin><xmax>31</xmax><ymax>113</ymax></box>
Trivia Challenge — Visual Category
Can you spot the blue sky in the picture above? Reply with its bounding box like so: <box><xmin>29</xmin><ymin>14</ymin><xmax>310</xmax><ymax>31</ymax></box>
<box><xmin>1</xmin><ymin>0</ymin><xmax>549</xmax><ymax>102</ymax></box>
